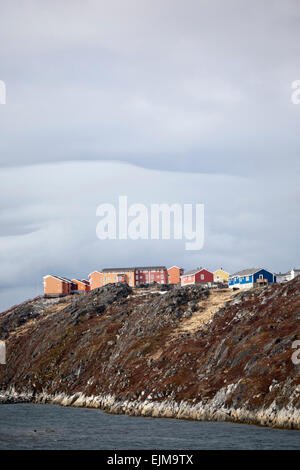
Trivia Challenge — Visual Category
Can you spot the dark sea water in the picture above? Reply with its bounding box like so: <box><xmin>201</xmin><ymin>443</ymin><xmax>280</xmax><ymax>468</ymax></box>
<box><xmin>0</xmin><ymin>403</ymin><xmax>299</xmax><ymax>450</ymax></box>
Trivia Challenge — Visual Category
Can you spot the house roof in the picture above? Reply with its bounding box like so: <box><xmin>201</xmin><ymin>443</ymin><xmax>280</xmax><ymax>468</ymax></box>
<box><xmin>230</xmin><ymin>268</ymin><xmax>262</xmax><ymax>277</ymax></box>
<box><xmin>102</xmin><ymin>266</ymin><xmax>166</xmax><ymax>272</ymax></box>
<box><xmin>72</xmin><ymin>279</ymin><xmax>90</xmax><ymax>285</ymax></box>
<box><xmin>88</xmin><ymin>270</ymin><xmax>102</xmax><ymax>277</ymax></box>
<box><xmin>275</xmin><ymin>269</ymin><xmax>300</xmax><ymax>276</ymax></box>
<box><xmin>102</xmin><ymin>268</ymin><xmax>135</xmax><ymax>273</ymax></box>
<box><xmin>213</xmin><ymin>269</ymin><xmax>229</xmax><ymax>274</ymax></box>
<box><xmin>43</xmin><ymin>274</ymin><xmax>73</xmax><ymax>283</ymax></box>
<box><xmin>168</xmin><ymin>266</ymin><xmax>183</xmax><ymax>270</ymax></box>
<box><xmin>181</xmin><ymin>268</ymin><xmax>204</xmax><ymax>276</ymax></box>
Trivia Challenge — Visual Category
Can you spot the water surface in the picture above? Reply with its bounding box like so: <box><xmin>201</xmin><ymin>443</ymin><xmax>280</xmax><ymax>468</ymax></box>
<box><xmin>0</xmin><ymin>403</ymin><xmax>299</xmax><ymax>450</ymax></box>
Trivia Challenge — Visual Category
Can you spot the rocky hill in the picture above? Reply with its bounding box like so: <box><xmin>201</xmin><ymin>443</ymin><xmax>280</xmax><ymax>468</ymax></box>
<box><xmin>0</xmin><ymin>280</ymin><xmax>299</xmax><ymax>429</ymax></box>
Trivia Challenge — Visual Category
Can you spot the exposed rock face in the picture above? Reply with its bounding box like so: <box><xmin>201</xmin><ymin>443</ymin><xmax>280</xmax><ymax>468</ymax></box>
<box><xmin>0</xmin><ymin>297</ymin><xmax>62</xmax><ymax>339</ymax></box>
<box><xmin>0</xmin><ymin>280</ymin><xmax>299</xmax><ymax>429</ymax></box>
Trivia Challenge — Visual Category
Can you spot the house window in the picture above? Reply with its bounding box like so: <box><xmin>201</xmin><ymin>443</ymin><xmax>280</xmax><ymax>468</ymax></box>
<box><xmin>201</xmin><ymin>274</ymin><xmax>204</xmax><ymax>280</ymax></box>
<box><xmin>259</xmin><ymin>274</ymin><xmax>263</xmax><ymax>279</ymax></box>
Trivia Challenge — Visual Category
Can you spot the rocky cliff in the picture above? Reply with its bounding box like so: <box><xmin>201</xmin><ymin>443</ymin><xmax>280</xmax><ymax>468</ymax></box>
<box><xmin>0</xmin><ymin>280</ymin><xmax>299</xmax><ymax>429</ymax></box>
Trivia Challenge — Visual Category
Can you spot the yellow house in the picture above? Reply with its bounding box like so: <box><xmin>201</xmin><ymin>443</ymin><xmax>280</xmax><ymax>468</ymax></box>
<box><xmin>213</xmin><ymin>268</ymin><xmax>229</xmax><ymax>284</ymax></box>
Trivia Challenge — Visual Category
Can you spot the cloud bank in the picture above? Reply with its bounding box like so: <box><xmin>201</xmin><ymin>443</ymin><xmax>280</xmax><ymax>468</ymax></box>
<box><xmin>0</xmin><ymin>160</ymin><xmax>298</xmax><ymax>310</ymax></box>
<box><xmin>0</xmin><ymin>1</ymin><xmax>299</xmax><ymax>309</ymax></box>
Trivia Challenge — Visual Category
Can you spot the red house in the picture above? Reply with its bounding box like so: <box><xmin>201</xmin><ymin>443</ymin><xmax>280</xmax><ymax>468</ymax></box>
<box><xmin>134</xmin><ymin>266</ymin><xmax>168</xmax><ymax>285</ymax></box>
<box><xmin>181</xmin><ymin>268</ymin><xmax>213</xmax><ymax>287</ymax></box>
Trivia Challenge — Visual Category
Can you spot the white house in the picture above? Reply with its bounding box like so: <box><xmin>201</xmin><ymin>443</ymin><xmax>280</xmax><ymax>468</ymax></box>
<box><xmin>275</xmin><ymin>269</ymin><xmax>300</xmax><ymax>283</ymax></box>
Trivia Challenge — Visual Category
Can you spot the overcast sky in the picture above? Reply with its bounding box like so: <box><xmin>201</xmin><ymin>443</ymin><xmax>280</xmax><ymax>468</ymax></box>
<box><xmin>0</xmin><ymin>0</ymin><xmax>299</xmax><ymax>310</ymax></box>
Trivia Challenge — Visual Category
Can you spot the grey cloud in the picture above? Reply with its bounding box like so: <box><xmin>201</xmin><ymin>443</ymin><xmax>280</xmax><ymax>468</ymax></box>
<box><xmin>0</xmin><ymin>160</ymin><xmax>298</xmax><ymax>310</ymax></box>
<box><xmin>0</xmin><ymin>1</ymin><xmax>299</xmax><ymax>310</ymax></box>
<box><xmin>0</xmin><ymin>1</ymin><xmax>299</xmax><ymax>175</ymax></box>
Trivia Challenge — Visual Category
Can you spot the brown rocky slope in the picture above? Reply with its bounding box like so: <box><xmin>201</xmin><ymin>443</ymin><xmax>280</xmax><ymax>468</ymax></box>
<box><xmin>0</xmin><ymin>279</ymin><xmax>299</xmax><ymax>429</ymax></box>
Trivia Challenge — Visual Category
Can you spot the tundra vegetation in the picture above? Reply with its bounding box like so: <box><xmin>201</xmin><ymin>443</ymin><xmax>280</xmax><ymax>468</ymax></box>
<box><xmin>0</xmin><ymin>279</ymin><xmax>299</xmax><ymax>429</ymax></box>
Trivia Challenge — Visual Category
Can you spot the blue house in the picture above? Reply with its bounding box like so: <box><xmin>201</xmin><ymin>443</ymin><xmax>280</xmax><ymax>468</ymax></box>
<box><xmin>229</xmin><ymin>268</ymin><xmax>276</xmax><ymax>289</ymax></box>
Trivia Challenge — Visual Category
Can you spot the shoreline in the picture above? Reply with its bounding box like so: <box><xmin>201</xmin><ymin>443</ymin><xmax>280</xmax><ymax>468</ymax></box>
<box><xmin>1</xmin><ymin>388</ymin><xmax>299</xmax><ymax>431</ymax></box>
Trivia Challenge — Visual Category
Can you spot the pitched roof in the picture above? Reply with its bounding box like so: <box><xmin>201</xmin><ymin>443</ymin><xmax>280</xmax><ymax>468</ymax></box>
<box><xmin>72</xmin><ymin>279</ymin><xmax>90</xmax><ymax>285</ymax></box>
<box><xmin>88</xmin><ymin>270</ymin><xmax>102</xmax><ymax>276</ymax></box>
<box><xmin>213</xmin><ymin>268</ymin><xmax>229</xmax><ymax>274</ymax></box>
<box><xmin>181</xmin><ymin>267</ymin><xmax>204</xmax><ymax>276</ymax></box>
<box><xmin>230</xmin><ymin>268</ymin><xmax>261</xmax><ymax>277</ymax></box>
<box><xmin>43</xmin><ymin>274</ymin><xmax>73</xmax><ymax>283</ymax></box>
<box><xmin>275</xmin><ymin>269</ymin><xmax>300</xmax><ymax>276</ymax></box>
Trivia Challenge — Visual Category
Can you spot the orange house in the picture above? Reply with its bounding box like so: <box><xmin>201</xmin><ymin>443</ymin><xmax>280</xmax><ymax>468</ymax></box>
<box><xmin>168</xmin><ymin>266</ymin><xmax>184</xmax><ymax>284</ymax></box>
<box><xmin>43</xmin><ymin>275</ymin><xmax>73</xmax><ymax>295</ymax></box>
<box><xmin>101</xmin><ymin>266</ymin><xmax>168</xmax><ymax>287</ymax></box>
<box><xmin>89</xmin><ymin>266</ymin><xmax>168</xmax><ymax>289</ymax></box>
<box><xmin>72</xmin><ymin>279</ymin><xmax>90</xmax><ymax>294</ymax></box>
<box><xmin>102</xmin><ymin>268</ymin><xmax>135</xmax><ymax>287</ymax></box>
<box><xmin>89</xmin><ymin>271</ymin><xmax>104</xmax><ymax>290</ymax></box>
